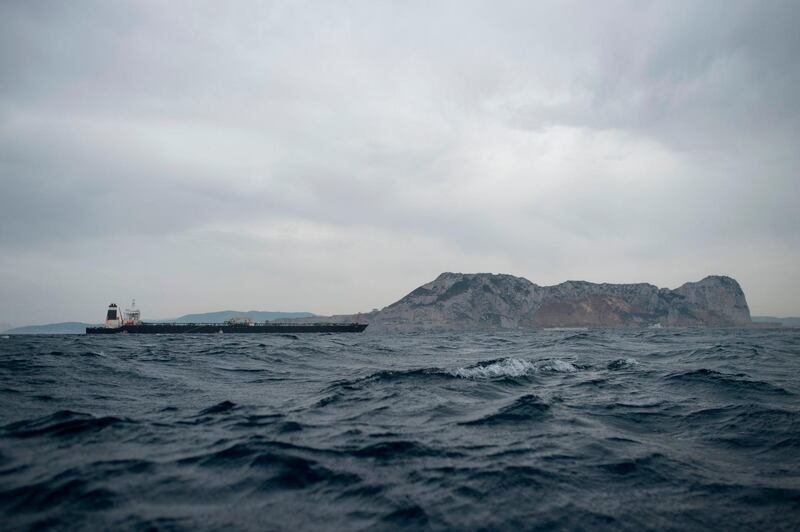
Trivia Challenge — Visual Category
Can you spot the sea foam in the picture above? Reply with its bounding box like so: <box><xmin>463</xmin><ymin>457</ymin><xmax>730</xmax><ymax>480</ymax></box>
<box><xmin>450</xmin><ymin>358</ymin><xmax>535</xmax><ymax>379</ymax></box>
<box><xmin>450</xmin><ymin>358</ymin><xmax>579</xmax><ymax>379</ymax></box>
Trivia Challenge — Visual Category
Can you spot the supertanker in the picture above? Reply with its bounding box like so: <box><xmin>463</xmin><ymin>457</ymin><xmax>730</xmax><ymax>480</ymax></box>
<box><xmin>85</xmin><ymin>302</ymin><xmax>367</xmax><ymax>334</ymax></box>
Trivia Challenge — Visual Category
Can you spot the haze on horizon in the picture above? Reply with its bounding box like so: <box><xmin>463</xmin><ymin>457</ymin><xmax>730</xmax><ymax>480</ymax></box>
<box><xmin>1</xmin><ymin>0</ymin><xmax>799</xmax><ymax>326</ymax></box>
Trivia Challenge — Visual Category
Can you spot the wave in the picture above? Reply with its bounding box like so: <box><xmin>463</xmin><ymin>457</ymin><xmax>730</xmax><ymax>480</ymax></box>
<box><xmin>318</xmin><ymin>358</ymin><xmax>582</xmax><ymax>397</ymax></box>
<box><xmin>462</xmin><ymin>394</ymin><xmax>550</xmax><ymax>425</ymax></box>
<box><xmin>177</xmin><ymin>439</ymin><xmax>360</xmax><ymax>491</ymax></box>
<box><xmin>2</xmin><ymin>411</ymin><xmax>129</xmax><ymax>439</ymax></box>
<box><xmin>537</xmin><ymin>359</ymin><xmax>580</xmax><ymax>373</ymax></box>
<box><xmin>1</xmin><ymin>477</ymin><xmax>117</xmax><ymax>513</ymax></box>
<box><xmin>251</xmin><ymin>453</ymin><xmax>360</xmax><ymax>491</ymax></box>
<box><xmin>712</xmin><ymin>407</ymin><xmax>800</xmax><ymax>446</ymax></box>
<box><xmin>595</xmin><ymin>452</ymin><xmax>684</xmax><ymax>484</ymax></box>
<box><xmin>199</xmin><ymin>400</ymin><xmax>238</xmax><ymax>415</ymax></box>
<box><xmin>450</xmin><ymin>358</ymin><xmax>534</xmax><ymax>379</ymax></box>
<box><xmin>381</xmin><ymin>504</ymin><xmax>429</xmax><ymax>526</ymax></box>
<box><xmin>558</xmin><ymin>332</ymin><xmax>591</xmax><ymax>342</ymax></box>
<box><xmin>319</xmin><ymin>368</ymin><xmax>453</xmax><ymax>398</ymax></box>
<box><xmin>607</xmin><ymin>358</ymin><xmax>638</xmax><ymax>370</ymax></box>
<box><xmin>450</xmin><ymin>358</ymin><xmax>579</xmax><ymax>379</ymax></box>
<box><xmin>319</xmin><ymin>357</ymin><xmax>581</xmax><ymax>395</ymax></box>
<box><xmin>350</xmin><ymin>440</ymin><xmax>459</xmax><ymax>460</ymax></box>
<box><xmin>229</xmin><ymin>413</ymin><xmax>285</xmax><ymax>429</ymax></box>
<box><xmin>666</xmin><ymin>369</ymin><xmax>792</xmax><ymax>396</ymax></box>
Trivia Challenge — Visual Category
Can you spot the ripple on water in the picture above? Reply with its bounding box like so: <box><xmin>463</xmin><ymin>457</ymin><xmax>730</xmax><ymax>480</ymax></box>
<box><xmin>0</xmin><ymin>329</ymin><xmax>798</xmax><ymax>530</ymax></box>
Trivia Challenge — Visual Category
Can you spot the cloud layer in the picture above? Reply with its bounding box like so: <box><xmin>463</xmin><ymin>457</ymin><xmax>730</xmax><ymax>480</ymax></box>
<box><xmin>1</xmin><ymin>1</ymin><xmax>798</xmax><ymax>324</ymax></box>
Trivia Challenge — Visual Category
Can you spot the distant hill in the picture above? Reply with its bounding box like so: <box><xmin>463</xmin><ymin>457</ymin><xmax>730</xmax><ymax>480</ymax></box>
<box><xmin>0</xmin><ymin>323</ymin><xmax>11</xmax><ymax>333</ymax></box>
<box><xmin>167</xmin><ymin>311</ymin><xmax>316</xmax><ymax>323</ymax></box>
<box><xmin>6</xmin><ymin>322</ymin><xmax>97</xmax><ymax>334</ymax></box>
<box><xmin>752</xmin><ymin>316</ymin><xmax>800</xmax><ymax>327</ymax></box>
<box><xmin>366</xmin><ymin>272</ymin><xmax>753</xmax><ymax>332</ymax></box>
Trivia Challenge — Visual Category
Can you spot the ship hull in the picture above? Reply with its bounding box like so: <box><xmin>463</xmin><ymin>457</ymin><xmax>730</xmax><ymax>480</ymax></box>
<box><xmin>86</xmin><ymin>323</ymin><xmax>368</xmax><ymax>334</ymax></box>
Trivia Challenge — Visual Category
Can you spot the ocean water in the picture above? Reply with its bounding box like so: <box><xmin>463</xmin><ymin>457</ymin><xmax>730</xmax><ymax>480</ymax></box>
<box><xmin>0</xmin><ymin>329</ymin><xmax>799</xmax><ymax>530</ymax></box>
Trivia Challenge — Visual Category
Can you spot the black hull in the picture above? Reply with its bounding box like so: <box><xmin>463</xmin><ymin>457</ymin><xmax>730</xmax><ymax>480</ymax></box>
<box><xmin>86</xmin><ymin>323</ymin><xmax>368</xmax><ymax>334</ymax></box>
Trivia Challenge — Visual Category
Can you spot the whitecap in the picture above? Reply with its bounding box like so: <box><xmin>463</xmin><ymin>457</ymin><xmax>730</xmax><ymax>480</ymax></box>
<box><xmin>536</xmin><ymin>359</ymin><xmax>579</xmax><ymax>373</ymax></box>
<box><xmin>607</xmin><ymin>358</ymin><xmax>638</xmax><ymax>370</ymax></box>
<box><xmin>450</xmin><ymin>357</ymin><xmax>581</xmax><ymax>379</ymax></box>
<box><xmin>450</xmin><ymin>358</ymin><xmax>535</xmax><ymax>379</ymax></box>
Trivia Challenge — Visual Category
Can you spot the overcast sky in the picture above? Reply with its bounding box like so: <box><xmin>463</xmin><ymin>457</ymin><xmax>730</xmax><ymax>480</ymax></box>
<box><xmin>1</xmin><ymin>0</ymin><xmax>798</xmax><ymax>325</ymax></box>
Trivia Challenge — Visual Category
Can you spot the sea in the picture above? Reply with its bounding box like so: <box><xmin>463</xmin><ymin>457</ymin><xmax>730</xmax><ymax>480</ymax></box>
<box><xmin>0</xmin><ymin>328</ymin><xmax>798</xmax><ymax>531</ymax></box>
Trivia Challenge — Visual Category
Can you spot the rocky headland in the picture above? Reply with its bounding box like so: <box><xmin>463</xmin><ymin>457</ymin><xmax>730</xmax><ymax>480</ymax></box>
<box><xmin>320</xmin><ymin>273</ymin><xmax>752</xmax><ymax>332</ymax></box>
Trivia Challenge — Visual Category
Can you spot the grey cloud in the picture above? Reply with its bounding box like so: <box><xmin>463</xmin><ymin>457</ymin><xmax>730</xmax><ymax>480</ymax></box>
<box><xmin>0</xmin><ymin>0</ymin><xmax>798</xmax><ymax>324</ymax></box>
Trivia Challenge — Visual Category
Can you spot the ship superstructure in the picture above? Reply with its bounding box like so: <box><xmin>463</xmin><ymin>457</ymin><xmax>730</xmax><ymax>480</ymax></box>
<box><xmin>105</xmin><ymin>303</ymin><xmax>121</xmax><ymax>328</ymax></box>
<box><xmin>123</xmin><ymin>300</ymin><xmax>141</xmax><ymax>326</ymax></box>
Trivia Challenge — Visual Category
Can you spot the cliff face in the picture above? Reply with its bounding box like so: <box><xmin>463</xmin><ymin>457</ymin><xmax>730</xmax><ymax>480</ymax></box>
<box><xmin>367</xmin><ymin>273</ymin><xmax>751</xmax><ymax>332</ymax></box>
